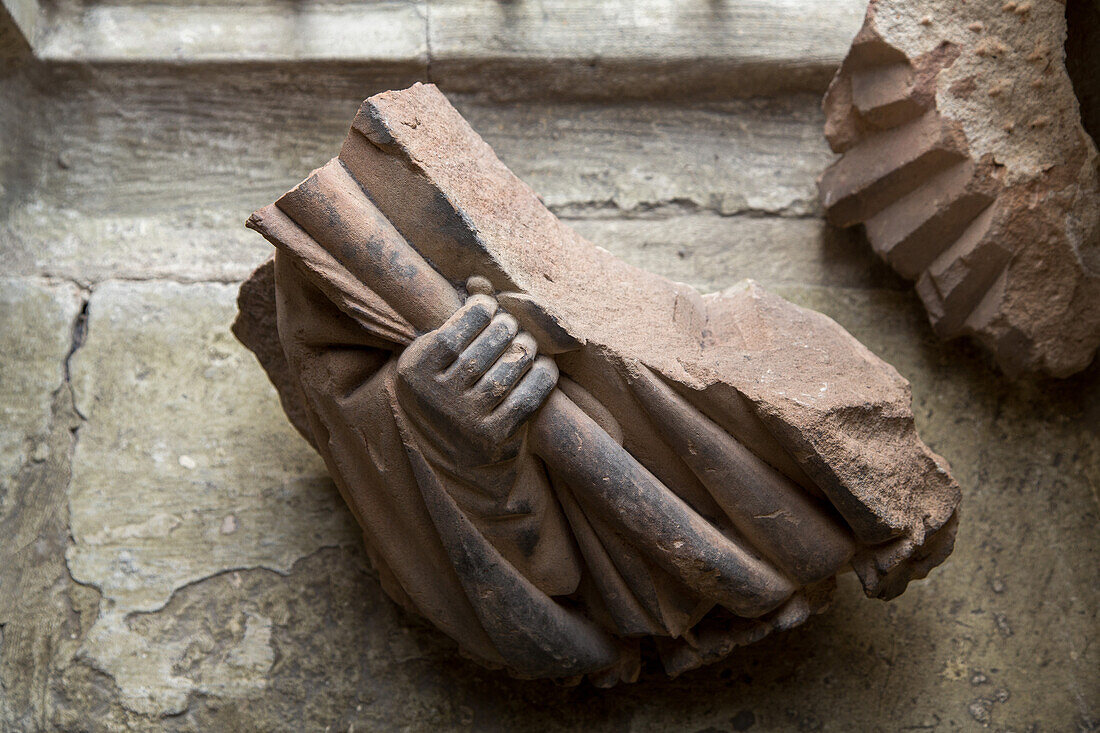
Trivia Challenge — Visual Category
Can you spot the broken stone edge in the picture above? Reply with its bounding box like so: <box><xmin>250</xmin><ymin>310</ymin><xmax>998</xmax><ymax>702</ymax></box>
<box><xmin>818</xmin><ymin>0</ymin><xmax>1100</xmax><ymax>378</ymax></box>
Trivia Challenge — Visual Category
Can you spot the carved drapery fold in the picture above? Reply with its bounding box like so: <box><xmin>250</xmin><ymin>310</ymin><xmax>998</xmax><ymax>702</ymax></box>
<box><xmin>235</xmin><ymin>83</ymin><xmax>961</xmax><ymax>682</ymax></box>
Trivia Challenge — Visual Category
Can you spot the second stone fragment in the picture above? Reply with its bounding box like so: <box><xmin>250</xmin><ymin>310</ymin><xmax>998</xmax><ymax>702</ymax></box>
<box><xmin>819</xmin><ymin>0</ymin><xmax>1100</xmax><ymax>377</ymax></box>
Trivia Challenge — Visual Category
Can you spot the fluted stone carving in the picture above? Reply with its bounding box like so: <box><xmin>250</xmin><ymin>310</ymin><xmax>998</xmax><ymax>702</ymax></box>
<box><xmin>235</xmin><ymin>83</ymin><xmax>960</xmax><ymax>683</ymax></box>
<box><xmin>819</xmin><ymin>0</ymin><xmax>1100</xmax><ymax>378</ymax></box>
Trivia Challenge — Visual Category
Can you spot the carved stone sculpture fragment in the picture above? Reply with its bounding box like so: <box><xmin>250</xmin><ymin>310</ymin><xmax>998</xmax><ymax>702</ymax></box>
<box><xmin>235</xmin><ymin>83</ymin><xmax>961</xmax><ymax>684</ymax></box>
<box><xmin>819</xmin><ymin>0</ymin><xmax>1100</xmax><ymax>377</ymax></box>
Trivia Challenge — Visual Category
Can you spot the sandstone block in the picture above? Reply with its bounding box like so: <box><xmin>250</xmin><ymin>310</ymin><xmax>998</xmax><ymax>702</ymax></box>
<box><xmin>819</xmin><ymin>0</ymin><xmax>1100</xmax><ymax>377</ymax></box>
<box><xmin>237</xmin><ymin>83</ymin><xmax>960</xmax><ymax>683</ymax></box>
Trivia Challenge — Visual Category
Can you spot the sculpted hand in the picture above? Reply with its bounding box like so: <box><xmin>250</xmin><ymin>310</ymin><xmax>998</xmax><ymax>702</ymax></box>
<box><xmin>395</xmin><ymin>289</ymin><xmax>559</xmax><ymax>465</ymax></box>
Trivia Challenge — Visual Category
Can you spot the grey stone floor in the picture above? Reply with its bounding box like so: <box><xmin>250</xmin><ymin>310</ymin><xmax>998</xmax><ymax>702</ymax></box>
<box><xmin>1</xmin><ymin>11</ymin><xmax>1098</xmax><ymax>732</ymax></box>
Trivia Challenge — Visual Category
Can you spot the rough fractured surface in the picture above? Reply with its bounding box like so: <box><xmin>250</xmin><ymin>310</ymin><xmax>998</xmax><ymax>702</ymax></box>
<box><xmin>236</xmin><ymin>83</ymin><xmax>960</xmax><ymax>682</ymax></box>
<box><xmin>819</xmin><ymin>0</ymin><xmax>1100</xmax><ymax>377</ymax></box>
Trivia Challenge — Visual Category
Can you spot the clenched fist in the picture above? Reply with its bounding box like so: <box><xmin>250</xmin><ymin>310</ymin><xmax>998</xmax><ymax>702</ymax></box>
<box><xmin>395</xmin><ymin>287</ymin><xmax>558</xmax><ymax>465</ymax></box>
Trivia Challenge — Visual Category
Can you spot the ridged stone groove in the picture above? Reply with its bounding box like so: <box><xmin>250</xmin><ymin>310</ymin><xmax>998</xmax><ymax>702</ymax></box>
<box><xmin>819</xmin><ymin>0</ymin><xmax>1100</xmax><ymax>378</ymax></box>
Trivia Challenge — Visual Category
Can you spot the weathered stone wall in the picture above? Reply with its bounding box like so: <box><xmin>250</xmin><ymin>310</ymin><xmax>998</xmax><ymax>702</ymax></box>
<box><xmin>0</xmin><ymin>2</ymin><xmax>1097</xmax><ymax>730</ymax></box>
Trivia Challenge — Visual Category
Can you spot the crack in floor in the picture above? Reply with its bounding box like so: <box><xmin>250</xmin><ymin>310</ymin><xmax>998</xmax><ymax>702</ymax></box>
<box><xmin>61</xmin><ymin>295</ymin><xmax>90</xmax><ymax>421</ymax></box>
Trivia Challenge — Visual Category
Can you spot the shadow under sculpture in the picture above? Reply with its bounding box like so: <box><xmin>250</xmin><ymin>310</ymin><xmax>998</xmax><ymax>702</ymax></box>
<box><xmin>234</xmin><ymin>83</ymin><xmax>961</xmax><ymax>685</ymax></box>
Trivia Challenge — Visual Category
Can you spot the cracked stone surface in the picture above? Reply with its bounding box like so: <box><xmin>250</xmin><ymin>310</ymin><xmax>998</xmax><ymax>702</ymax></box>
<box><xmin>0</xmin><ymin>277</ymin><xmax>90</xmax><ymax>732</ymax></box>
<box><xmin>0</xmin><ymin>3</ymin><xmax>1097</xmax><ymax>728</ymax></box>
<box><xmin>66</xmin><ymin>280</ymin><xmax>360</xmax><ymax>715</ymax></box>
<box><xmin>0</xmin><ymin>277</ymin><xmax>81</xmax><ymax>499</ymax></box>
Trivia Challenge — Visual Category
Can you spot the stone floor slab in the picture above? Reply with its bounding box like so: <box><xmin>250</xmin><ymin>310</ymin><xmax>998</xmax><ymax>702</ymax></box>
<box><xmin>0</xmin><ymin>277</ymin><xmax>81</xmax><ymax>497</ymax></box>
<box><xmin>66</xmin><ymin>280</ymin><xmax>360</xmax><ymax>715</ymax></box>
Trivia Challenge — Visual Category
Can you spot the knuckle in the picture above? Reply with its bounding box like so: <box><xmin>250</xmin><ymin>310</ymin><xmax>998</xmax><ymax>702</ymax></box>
<box><xmin>396</xmin><ymin>361</ymin><xmax>421</xmax><ymax>391</ymax></box>
<box><xmin>397</xmin><ymin>343</ymin><xmax>422</xmax><ymax>372</ymax></box>
<box><xmin>516</xmin><ymin>330</ymin><xmax>538</xmax><ymax>349</ymax></box>
<box><xmin>467</xmin><ymin>293</ymin><xmax>497</xmax><ymax>318</ymax></box>
<box><xmin>476</xmin><ymin>418</ymin><xmax>500</xmax><ymax>442</ymax></box>
<box><xmin>396</xmin><ymin>362</ymin><xmax>413</xmax><ymax>384</ymax></box>
<box><xmin>417</xmin><ymin>328</ymin><xmax>444</xmax><ymax>349</ymax></box>
<box><xmin>472</xmin><ymin>418</ymin><xmax>499</xmax><ymax>443</ymax></box>
<box><xmin>514</xmin><ymin>332</ymin><xmax>538</xmax><ymax>358</ymax></box>
<box><xmin>502</xmin><ymin>342</ymin><xmax>528</xmax><ymax>365</ymax></box>
<box><xmin>397</xmin><ymin>358</ymin><xmax>428</xmax><ymax>385</ymax></box>
<box><xmin>494</xmin><ymin>312</ymin><xmax>519</xmax><ymax>335</ymax></box>
<box><xmin>534</xmin><ymin>356</ymin><xmax>559</xmax><ymax>380</ymax></box>
<box><xmin>453</xmin><ymin>353</ymin><xmax>476</xmax><ymax>375</ymax></box>
<box><xmin>432</xmin><ymin>344</ymin><xmax>458</xmax><ymax>367</ymax></box>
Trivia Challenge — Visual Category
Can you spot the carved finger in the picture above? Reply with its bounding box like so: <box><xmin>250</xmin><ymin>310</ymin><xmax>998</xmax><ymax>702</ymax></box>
<box><xmin>472</xmin><ymin>333</ymin><xmax>540</xmax><ymax>408</ymax></box>
<box><xmin>447</xmin><ymin>313</ymin><xmax>521</xmax><ymax>386</ymax></box>
<box><xmin>415</xmin><ymin>293</ymin><xmax>497</xmax><ymax>371</ymax></box>
<box><xmin>490</xmin><ymin>355</ymin><xmax>559</xmax><ymax>437</ymax></box>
